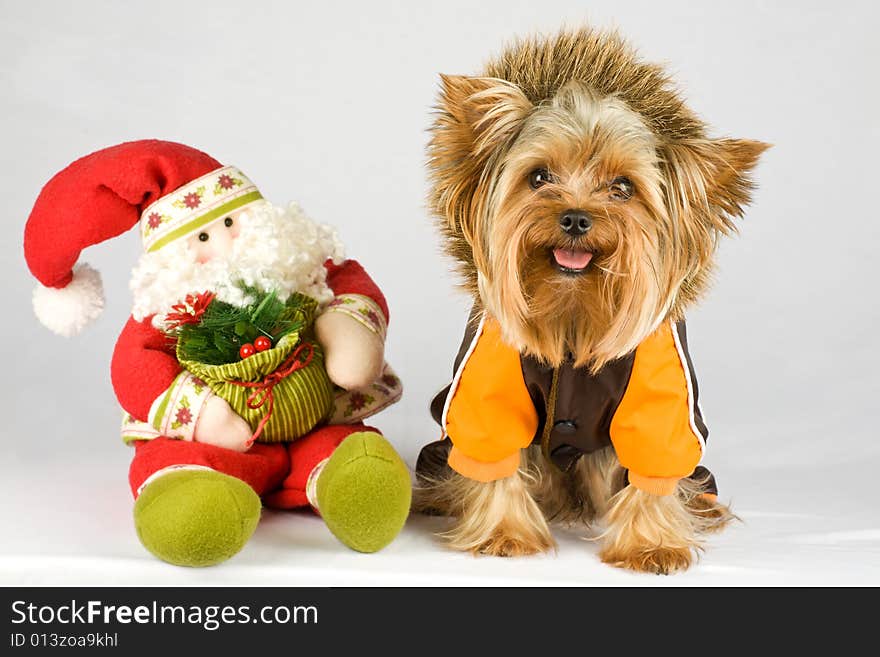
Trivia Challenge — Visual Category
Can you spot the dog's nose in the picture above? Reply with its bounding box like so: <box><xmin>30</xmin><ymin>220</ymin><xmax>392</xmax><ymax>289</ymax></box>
<box><xmin>559</xmin><ymin>209</ymin><xmax>592</xmax><ymax>236</ymax></box>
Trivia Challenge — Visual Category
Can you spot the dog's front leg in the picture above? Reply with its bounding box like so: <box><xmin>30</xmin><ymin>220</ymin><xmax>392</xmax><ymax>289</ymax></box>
<box><xmin>597</xmin><ymin>483</ymin><xmax>702</xmax><ymax>574</ymax></box>
<box><xmin>447</xmin><ymin>468</ymin><xmax>555</xmax><ymax>557</ymax></box>
<box><xmin>416</xmin><ymin>450</ymin><xmax>555</xmax><ymax>557</ymax></box>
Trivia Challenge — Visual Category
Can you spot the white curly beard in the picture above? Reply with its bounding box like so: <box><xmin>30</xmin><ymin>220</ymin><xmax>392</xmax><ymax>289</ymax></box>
<box><xmin>129</xmin><ymin>200</ymin><xmax>345</xmax><ymax>329</ymax></box>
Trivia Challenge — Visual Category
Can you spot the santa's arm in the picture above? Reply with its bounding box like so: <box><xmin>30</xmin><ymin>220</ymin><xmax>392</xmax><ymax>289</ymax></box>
<box><xmin>317</xmin><ymin>259</ymin><xmax>388</xmax><ymax>390</ymax></box>
<box><xmin>112</xmin><ymin>316</ymin><xmax>253</xmax><ymax>450</ymax></box>
<box><xmin>111</xmin><ymin>316</ymin><xmax>213</xmax><ymax>441</ymax></box>
<box><xmin>323</xmin><ymin>258</ymin><xmax>389</xmax><ymax>329</ymax></box>
<box><xmin>112</xmin><ymin>316</ymin><xmax>182</xmax><ymax>422</ymax></box>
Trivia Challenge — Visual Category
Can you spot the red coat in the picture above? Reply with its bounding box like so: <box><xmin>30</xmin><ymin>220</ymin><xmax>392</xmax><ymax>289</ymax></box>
<box><xmin>111</xmin><ymin>259</ymin><xmax>388</xmax><ymax>423</ymax></box>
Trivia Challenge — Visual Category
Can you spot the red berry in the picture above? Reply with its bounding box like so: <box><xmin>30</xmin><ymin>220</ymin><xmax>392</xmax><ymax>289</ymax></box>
<box><xmin>239</xmin><ymin>343</ymin><xmax>256</xmax><ymax>359</ymax></box>
<box><xmin>254</xmin><ymin>336</ymin><xmax>272</xmax><ymax>352</ymax></box>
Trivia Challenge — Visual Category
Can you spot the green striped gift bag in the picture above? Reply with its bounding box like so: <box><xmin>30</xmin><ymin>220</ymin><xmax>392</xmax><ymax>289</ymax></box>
<box><xmin>177</xmin><ymin>330</ymin><xmax>334</xmax><ymax>444</ymax></box>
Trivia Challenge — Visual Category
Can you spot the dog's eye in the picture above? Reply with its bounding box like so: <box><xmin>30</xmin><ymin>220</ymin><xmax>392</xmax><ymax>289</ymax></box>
<box><xmin>528</xmin><ymin>168</ymin><xmax>554</xmax><ymax>190</ymax></box>
<box><xmin>224</xmin><ymin>216</ymin><xmax>234</xmax><ymax>228</ymax></box>
<box><xmin>198</xmin><ymin>232</ymin><xmax>210</xmax><ymax>242</ymax></box>
<box><xmin>609</xmin><ymin>177</ymin><xmax>634</xmax><ymax>201</ymax></box>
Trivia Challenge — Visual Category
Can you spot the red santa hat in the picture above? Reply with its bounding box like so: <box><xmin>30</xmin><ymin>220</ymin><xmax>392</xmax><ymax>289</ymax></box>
<box><xmin>24</xmin><ymin>140</ymin><xmax>264</xmax><ymax>336</ymax></box>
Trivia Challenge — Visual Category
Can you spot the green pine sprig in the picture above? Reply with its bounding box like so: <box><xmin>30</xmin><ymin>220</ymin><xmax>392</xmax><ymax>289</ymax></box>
<box><xmin>169</xmin><ymin>285</ymin><xmax>310</xmax><ymax>365</ymax></box>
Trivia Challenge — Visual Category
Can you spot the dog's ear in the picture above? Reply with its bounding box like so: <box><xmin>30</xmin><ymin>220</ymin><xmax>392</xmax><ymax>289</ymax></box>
<box><xmin>429</xmin><ymin>75</ymin><xmax>532</xmax><ymax>240</ymax></box>
<box><xmin>437</xmin><ymin>74</ymin><xmax>532</xmax><ymax>156</ymax></box>
<box><xmin>660</xmin><ymin>138</ymin><xmax>770</xmax><ymax>233</ymax></box>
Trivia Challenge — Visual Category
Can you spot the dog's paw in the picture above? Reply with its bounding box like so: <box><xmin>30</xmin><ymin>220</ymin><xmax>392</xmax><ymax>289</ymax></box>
<box><xmin>599</xmin><ymin>545</ymin><xmax>694</xmax><ymax>575</ymax></box>
<box><xmin>686</xmin><ymin>495</ymin><xmax>736</xmax><ymax>534</ymax></box>
<box><xmin>471</xmin><ymin>529</ymin><xmax>554</xmax><ymax>557</ymax></box>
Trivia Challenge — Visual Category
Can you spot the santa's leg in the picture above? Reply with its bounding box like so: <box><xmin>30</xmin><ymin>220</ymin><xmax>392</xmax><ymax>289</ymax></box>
<box><xmin>264</xmin><ymin>424</ymin><xmax>411</xmax><ymax>553</ymax></box>
<box><xmin>129</xmin><ymin>438</ymin><xmax>288</xmax><ymax>567</ymax></box>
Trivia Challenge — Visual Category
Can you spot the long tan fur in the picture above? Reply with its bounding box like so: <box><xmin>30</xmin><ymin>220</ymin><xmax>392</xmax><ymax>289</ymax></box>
<box><xmin>414</xmin><ymin>449</ymin><xmax>554</xmax><ymax>557</ymax></box>
<box><xmin>598</xmin><ymin>475</ymin><xmax>735</xmax><ymax>573</ymax></box>
<box><xmin>416</xmin><ymin>446</ymin><xmax>735</xmax><ymax>571</ymax></box>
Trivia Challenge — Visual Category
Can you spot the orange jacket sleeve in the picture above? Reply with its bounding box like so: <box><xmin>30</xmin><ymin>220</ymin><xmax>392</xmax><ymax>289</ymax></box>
<box><xmin>443</xmin><ymin>316</ymin><xmax>539</xmax><ymax>482</ymax></box>
<box><xmin>610</xmin><ymin>321</ymin><xmax>706</xmax><ymax>495</ymax></box>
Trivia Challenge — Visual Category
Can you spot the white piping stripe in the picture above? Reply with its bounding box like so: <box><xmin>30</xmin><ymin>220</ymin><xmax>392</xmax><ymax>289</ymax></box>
<box><xmin>669</xmin><ymin>319</ymin><xmax>706</xmax><ymax>461</ymax></box>
<box><xmin>439</xmin><ymin>314</ymin><xmax>487</xmax><ymax>436</ymax></box>
<box><xmin>696</xmin><ymin>398</ymin><xmax>707</xmax><ymax>429</ymax></box>
<box><xmin>305</xmin><ymin>457</ymin><xmax>330</xmax><ymax>510</ymax></box>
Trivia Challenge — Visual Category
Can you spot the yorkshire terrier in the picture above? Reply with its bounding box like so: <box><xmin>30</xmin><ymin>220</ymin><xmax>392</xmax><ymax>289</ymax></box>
<box><xmin>414</xmin><ymin>27</ymin><xmax>768</xmax><ymax>574</ymax></box>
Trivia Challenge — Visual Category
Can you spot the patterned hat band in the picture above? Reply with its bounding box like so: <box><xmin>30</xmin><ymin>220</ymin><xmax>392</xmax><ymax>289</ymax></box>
<box><xmin>140</xmin><ymin>165</ymin><xmax>264</xmax><ymax>252</ymax></box>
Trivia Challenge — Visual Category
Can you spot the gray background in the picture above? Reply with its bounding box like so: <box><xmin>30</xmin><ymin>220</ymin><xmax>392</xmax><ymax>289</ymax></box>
<box><xmin>1</xmin><ymin>0</ymin><xmax>878</xmax><ymax>584</ymax></box>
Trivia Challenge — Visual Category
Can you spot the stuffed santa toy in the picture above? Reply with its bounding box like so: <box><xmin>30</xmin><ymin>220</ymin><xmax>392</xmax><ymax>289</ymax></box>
<box><xmin>24</xmin><ymin>140</ymin><xmax>411</xmax><ymax>566</ymax></box>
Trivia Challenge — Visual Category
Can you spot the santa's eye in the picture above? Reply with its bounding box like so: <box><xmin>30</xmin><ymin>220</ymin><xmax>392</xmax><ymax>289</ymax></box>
<box><xmin>528</xmin><ymin>168</ymin><xmax>555</xmax><ymax>189</ymax></box>
<box><xmin>224</xmin><ymin>217</ymin><xmax>234</xmax><ymax>227</ymax></box>
<box><xmin>198</xmin><ymin>232</ymin><xmax>210</xmax><ymax>242</ymax></box>
<box><xmin>609</xmin><ymin>177</ymin><xmax>634</xmax><ymax>201</ymax></box>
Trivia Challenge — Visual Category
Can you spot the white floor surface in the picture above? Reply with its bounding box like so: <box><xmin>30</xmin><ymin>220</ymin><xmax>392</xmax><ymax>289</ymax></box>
<box><xmin>2</xmin><ymin>454</ymin><xmax>878</xmax><ymax>587</ymax></box>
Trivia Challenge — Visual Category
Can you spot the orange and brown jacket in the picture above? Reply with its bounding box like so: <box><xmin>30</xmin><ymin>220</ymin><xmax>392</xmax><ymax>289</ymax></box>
<box><xmin>417</xmin><ymin>312</ymin><xmax>714</xmax><ymax>497</ymax></box>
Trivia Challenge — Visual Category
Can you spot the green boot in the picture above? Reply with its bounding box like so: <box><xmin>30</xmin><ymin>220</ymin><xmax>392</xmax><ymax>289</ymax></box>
<box><xmin>133</xmin><ymin>469</ymin><xmax>261</xmax><ymax>567</ymax></box>
<box><xmin>316</xmin><ymin>432</ymin><xmax>412</xmax><ymax>553</ymax></box>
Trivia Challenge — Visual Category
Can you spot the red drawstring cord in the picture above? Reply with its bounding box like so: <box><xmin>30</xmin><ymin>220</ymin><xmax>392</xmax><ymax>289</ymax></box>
<box><xmin>229</xmin><ymin>342</ymin><xmax>315</xmax><ymax>444</ymax></box>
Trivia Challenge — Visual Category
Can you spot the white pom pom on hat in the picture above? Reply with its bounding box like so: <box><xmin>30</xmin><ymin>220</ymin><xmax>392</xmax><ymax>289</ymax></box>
<box><xmin>32</xmin><ymin>263</ymin><xmax>105</xmax><ymax>337</ymax></box>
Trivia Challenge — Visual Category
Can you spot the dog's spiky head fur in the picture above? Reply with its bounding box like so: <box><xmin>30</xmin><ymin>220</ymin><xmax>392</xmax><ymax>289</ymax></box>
<box><xmin>428</xmin><ymin>28</ymin><xmax>768</xmax><ymax>369</ymax></box>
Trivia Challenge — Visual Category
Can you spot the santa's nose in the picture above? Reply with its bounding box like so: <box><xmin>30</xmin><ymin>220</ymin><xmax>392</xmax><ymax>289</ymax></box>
<box><xmin>193</xmin><ymin>220</ymin><xmax>238</xmax><ymax>262</ymax></box>
<box><xmin>214</xmin><ymin>226</ymin><xmax>236</xmax><ymax>247</ymax></box>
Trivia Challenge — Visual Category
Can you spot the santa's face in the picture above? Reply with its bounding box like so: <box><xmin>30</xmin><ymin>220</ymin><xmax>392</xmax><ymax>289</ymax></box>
<box><xmin>130</xmin><ymin>201</ymin><xmax>344</xmax><ymax>328</ymax></box>
<box><xmin>186</xmin><ymin>210</ymin><xmax>245</xmax><ymax>263</ymax></box>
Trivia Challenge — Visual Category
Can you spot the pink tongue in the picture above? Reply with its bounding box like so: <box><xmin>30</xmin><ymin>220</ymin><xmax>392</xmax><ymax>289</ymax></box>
<box><xmin>553</xmin><ymin>248</ymin><xmax>593</xmax><ymax>270</ymax></box>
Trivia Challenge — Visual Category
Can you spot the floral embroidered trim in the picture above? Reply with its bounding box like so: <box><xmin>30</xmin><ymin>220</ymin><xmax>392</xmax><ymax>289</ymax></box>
<box><xmin>140</xmin><ymin>165</ymin><xmax>263</xmax><ymax>252</ymax></box>
<box><xmin>147</xmin><ymin>371</ymin><xmax>214</xmax><ymax>441</ymax></box>
<box><xmin>331</xmin><ymin>362</ymin><xmax>402</xmax><ymax>424</ymax></box>
<box><xmin>322</xmin><ymin>294</ymin><xmax>387</xmax><ymax>343</ymax></box>
<box><xmin>120</xmin><ymin>412</ymin><xmax>162</xmax><ymax>445</ymax></box>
